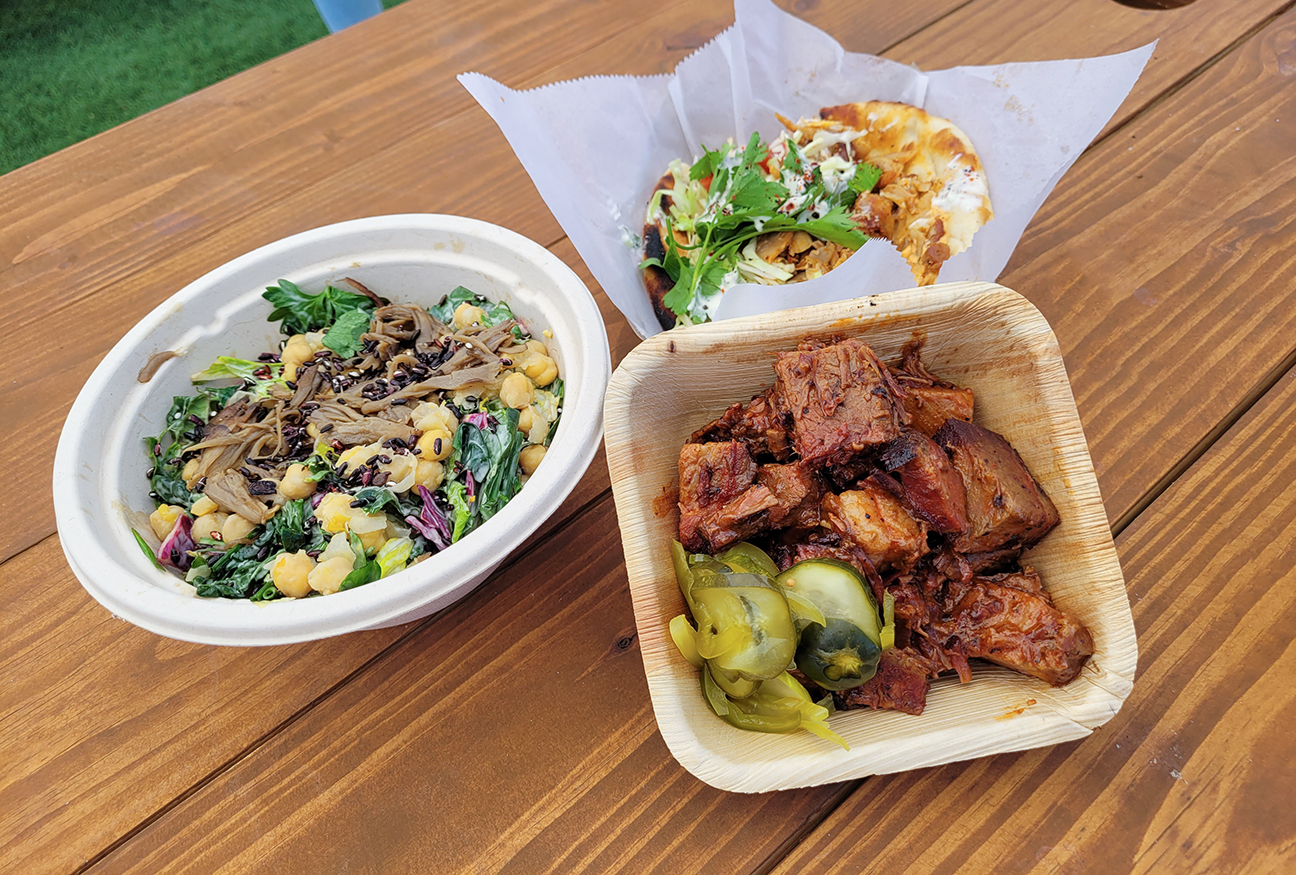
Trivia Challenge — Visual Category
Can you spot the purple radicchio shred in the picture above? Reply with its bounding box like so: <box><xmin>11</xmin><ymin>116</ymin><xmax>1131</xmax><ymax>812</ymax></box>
<box><xmin>462</xmin><ymin>411</ymin><xmax>492</xmax><ymax>430</ymax></box>
<box><xmin>310</xmin><ymin>490</ymin><xmax>326</xmax><ymax>508</ymax></box>
<box><xmin>465</xmin><ymin>470</ymin><xmax>476</xmax><ymax>502</ymax></box>
<box><xmin>405</xmin><ymin>485</ymin><xmax>451</xmax><ymax>550</ymax></box>
<box><xmin>159</xmin><ymin>513</ymin><xmax>196</xmax><ymax>571</ymax></box>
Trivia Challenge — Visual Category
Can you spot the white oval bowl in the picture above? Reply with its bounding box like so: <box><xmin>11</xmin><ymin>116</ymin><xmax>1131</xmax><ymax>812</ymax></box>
<box><xmin>53</xmin><ymin>214</ymin><xmax>610</xmax><ymax>646</ymax></box>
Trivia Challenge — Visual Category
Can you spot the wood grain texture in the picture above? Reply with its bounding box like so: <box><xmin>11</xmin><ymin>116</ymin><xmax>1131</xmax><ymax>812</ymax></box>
<box><xmin>997</xmin><ymin>6</ymin><xmax>1296</xmax><ymax>521</ymax></box>
<box><xmin>86</xmin><ymin>498</ymin><xmax>853</xmax><ymax>874</ymax></box>
<box><xmin>890</xmin><ymin>0</ymin><xmax>1293</xmax><ymax>140</ymax></box>
<box><xmin>766</xmin><ymin>347</ymin><xmax>1296</xmax><ymax>875</ymax></box>
<box><xmin>0</xmin><ymin>0</ymin><xmax>964</xmax><ymax>563</ymax></box>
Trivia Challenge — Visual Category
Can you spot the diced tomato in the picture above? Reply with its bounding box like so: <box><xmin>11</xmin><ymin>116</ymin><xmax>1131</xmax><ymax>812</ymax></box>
<box><xmin>700</xmin><ymin>174</ymin><xmax>713</xmax><ymax>191</ymax></box>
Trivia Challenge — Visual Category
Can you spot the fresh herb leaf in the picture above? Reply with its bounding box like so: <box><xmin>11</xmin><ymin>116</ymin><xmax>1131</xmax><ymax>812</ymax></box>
<box><xmin>848</xmin><ymin>161</ymin><xmax>883</xmax><ymax>196</ymax></box>
<box><xmin>322</xmin><ymin>308</ymin><xmax>373</xmax><ymax>358</ymax></box>
<box><xmin>263</xmin><ymin>279</ymin><xmax>375</xmax><ymax>337</ymax></box>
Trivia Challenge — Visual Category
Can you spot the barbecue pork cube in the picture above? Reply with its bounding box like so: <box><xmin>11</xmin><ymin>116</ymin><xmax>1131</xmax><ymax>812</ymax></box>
<box><xmin>835</xmin><ymin>647</ymin><xmax>935</xmax><ymax>715</ymax></box>
<box><xmin>756</xmin><ymin>462</ymin><xmax>823</xmax><ymax>529</ymax></box>
<box><xmin>788</xmin><ymin>542</ymin><xmax>874</xmax><ymax>579</ymax></box>
<box><xmin>937</xmin><ymin>579</ymin><xmax>1094</xmax><ymax>686</ymax></box>
<box><xmin>689</xmin><ymin>388</ymin><xmax>793</xmax><ymax>461</ymax></box>
<box><xmin>881</xmin><ymin>428</ymin><xmax>969</xmax><ymax>534</ymax></box>
<box><xmin>820</xmin><ymin>479</ymin><xmax>928</xmax><ymax>572</ymax></box>
<box><xmin>899</xmin><ymin>384</ymin><xmax>975</xmax><ymax>437</ymax></box>
<box><xmin>678</xmin><ymin>442</ymin><xmax>779</xmax><ymax>553</ymax></box>
<box><xmin>933</xmin><ymin>419</ymin><xmax>1060</xmax><ymax>555</ymax></box>
<box><xmin>773</xmin><ymin>337</ymin><xmax>905</xmax><ymax>464</ymax></box>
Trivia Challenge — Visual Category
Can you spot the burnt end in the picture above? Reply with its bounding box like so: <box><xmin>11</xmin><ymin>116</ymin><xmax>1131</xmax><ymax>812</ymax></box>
<box><xmin>881</xmin><ymin>429</ymin><xmax>968</xmax><ymax>534</ymax></box>
<box><xmin>755</xmin><ymin>461</ymin><xmax>823</xmax><ymax>529</ymax></box>
<box><xmin>934</xmin><ymin>579</ymin><xmax>1094</xmax><ymax>686</ymax></box>
<box><xmin>933</xmin><ymin>419</ymin><xmax>1060</xmax><ymax>555</ymax></box>
<box><xmin>898</xmin><ymin>384</ymin><xmax>975</xmax><ymax>437</ymax></box>
<box><xmin>677</xmin><ymin>442</ymin><xmax>777</xmax><ymax>553</ymax></box>
<box><xmin>835</xmin><ymin>647</ymin><xmax>934</xmax><ymax>716</ymax></box>
<box><xmin>819</xmin><ymin>478</ymin><xmax>928</xmax><ymax>573</ymax></box>
<box><xmin>773</xmin><ymin>337</ymin><xmax>905</xmax><ymax>465</ymax></box>
<box><xmin>689</xmin><ymin>388</ymin><xmax>794</xmax><ymax>462</ymax></box>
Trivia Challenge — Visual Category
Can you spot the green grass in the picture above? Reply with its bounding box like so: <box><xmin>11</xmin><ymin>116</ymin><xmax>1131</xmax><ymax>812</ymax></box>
<box><xmin>0</xmin><ymin>0</ymin><xmax>402</xmax><ymax>176</ymax></box>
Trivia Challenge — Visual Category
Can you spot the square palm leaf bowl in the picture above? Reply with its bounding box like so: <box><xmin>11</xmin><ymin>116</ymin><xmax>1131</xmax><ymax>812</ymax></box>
<box><xmin>603</xmin><ymin>281</ymin><xmax>1136</xmax><ymax>793</ymax></box>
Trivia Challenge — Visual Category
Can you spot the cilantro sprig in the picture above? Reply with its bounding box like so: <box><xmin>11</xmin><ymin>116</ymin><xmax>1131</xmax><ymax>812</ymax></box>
<box><xmin>642</xmin><ymin>131</ymin><xmax>880</xmax><ymax>325</ymax></box>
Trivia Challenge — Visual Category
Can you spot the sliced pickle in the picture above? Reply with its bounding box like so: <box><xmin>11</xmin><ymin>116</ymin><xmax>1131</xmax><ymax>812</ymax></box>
<box><xmin>715</xmin><ymin>541</ymin><xmax>780</xmax><ymax>578</ymax></box>
<box><xmin>691</xmin><ymin>584</ymin><xmax>796</xmax><ymax>680</ymax></box>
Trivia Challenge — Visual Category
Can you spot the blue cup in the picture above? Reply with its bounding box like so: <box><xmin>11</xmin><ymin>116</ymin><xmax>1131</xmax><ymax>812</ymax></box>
<box><xmin>312</xmin><ymin>0</ymin><xmax>383</xmax><ymax>32</ymax></box>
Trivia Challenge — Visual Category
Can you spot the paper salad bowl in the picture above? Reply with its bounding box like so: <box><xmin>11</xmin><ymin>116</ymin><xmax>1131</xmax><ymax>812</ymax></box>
<box><xmin>603</xmin><ymin>281</ymin><xmax>1136</xmax><ymax>792</ymax></box>
<box><xmin>53</xmin><ymin>214</ymin><xmax>610</xmax><ymax>646</ymax></box>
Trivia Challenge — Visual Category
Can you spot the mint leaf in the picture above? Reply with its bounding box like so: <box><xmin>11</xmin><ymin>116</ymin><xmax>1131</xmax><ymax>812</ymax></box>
<box><xmin>322</xmin><ymin>309</ymin><xmax>371</xmax><ymax>358</ymax></box>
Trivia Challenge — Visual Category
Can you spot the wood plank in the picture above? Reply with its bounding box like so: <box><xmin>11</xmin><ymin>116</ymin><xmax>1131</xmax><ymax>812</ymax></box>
<box><xmin>991</xmin><ymin>3</ymin><xmax>1296</xmax><ymax>521</ymax></box>
<box><xmin>892</xmin><ymin>0</ymin><xmax>1292</xmax><ymax>140</ymax></box>
<box><xmin>766</xmin><ymin>340</ymin><xmax>1296</xmax><ymax>875</ymax></box>
<box><xmin>85</xmin><ymin>495</ymin><xmax>855</xmax><ymax>874</ymax></box>
<box><xmin>0</xmin><ymin>0</ymin><xmax>964</xmax><ymax>562</ymax></box>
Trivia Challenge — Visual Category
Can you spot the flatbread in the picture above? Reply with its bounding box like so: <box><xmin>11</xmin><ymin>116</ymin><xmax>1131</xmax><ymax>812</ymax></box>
<box><xmin>641</xmin><ymin>101</ymin><xmax>992</xmax><ymax>329</ymax></box>
<box><xmin>813</xmin><ymin>101</ymin><xmax>993</xmax><ymax>285</ymax></box>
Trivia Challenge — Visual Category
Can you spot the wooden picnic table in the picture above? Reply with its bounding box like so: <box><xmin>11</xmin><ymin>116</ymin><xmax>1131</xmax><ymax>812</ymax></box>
<box><xmin>2</xmin><ymin>0</ymin><xmax>1293</xmax><ymax>871</ymax></box>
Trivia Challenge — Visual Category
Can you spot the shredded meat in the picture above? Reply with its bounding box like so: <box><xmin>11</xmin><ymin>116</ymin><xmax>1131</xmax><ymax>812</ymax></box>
<box><xmin>676</xmin><ymin>334</ymin><xmax>1093</xmax><ymax>715</ymax></box>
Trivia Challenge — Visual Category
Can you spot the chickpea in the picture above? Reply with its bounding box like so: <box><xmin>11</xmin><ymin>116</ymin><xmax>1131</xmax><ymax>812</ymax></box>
<box><xmin>281</xmin><ymin>334</ymin><xmax>314</xmax><ymax>381</ymax></box>
<box><xmin>357</xmin><ymin>528</ymin><xmax>386</xmax><ymax>555</ymax></box>
<box><xmin>414</xmin><ymin>459</ymin><xmax>445</xmax><ymax>490</ymax></box>
<box><xmin>192</xmin><ymin>512</ymin><xmax>229</xmax><ymax>542</ymax></box>
<box><xmin>379</xmin><ymin>453</ymin><xmax>418</xmax><ymax>493</ymax></box>
<box><xmin>519</xmin><ymin>444</ymin><xmax>547</xmax><ymax>476</ymax></box>
<box><xmin>279</xmin><ymin>463</ymin><xmax>318</xmax><ymax>500</ymax></box>
<box><xmin>222</xmin><ymin>514</ymin><xmax>257</xmax><ymax>544</ymax></box>
<box><xmin>181</xmin><ymin>458</ymin><xmax>201</xmax><ymax>487</ymax></box>
<box><xmin>523</xmin><ymin>353</ymin><xmax>558</xmax><ymax>387</ymax></box>
<box><xmin>499</xmin><ymin>372</ymin><xmax>533</xmax><ymax>409</ymax></box>
<box><xmin>315</xmin><ymin>492</ymin><xmax>356</xmax><ymax>534</ymax></box>
<box><xmin>271</xmin><ymin>550</ymin><xmax>316</xmax><ymax>598</ymax></box>
<box><xmin>453</xmin><ymin>302</ymin><xmax>486</xmax><ymax>330</ymax></box>
<box><xmin>517</xmin><ymin>405</ymin><xmax>535</xmax><ymax>435</ymax></box>
<box><xmin>190</xmin><ymin>495</ymin><xmax>219</xmax><ymax>517</ymax></box>
<box><xmin>411</xmin><ymin>401</ymin><xmax>459</xmax><ymax>435</ymax></box>
<box><xmin>308</xmin><ymin>556</ymin><xmax>354</xmax><ymax>595</ymax></box>
<box><xmin>416</xmin><ymin>428</ymin><xmax>453</xmax><ymax>461</ymax></box>
<box><xmin>149</xmin><ymin>504</ymin><xmax>184</xmax><ymax>540</ymax></box>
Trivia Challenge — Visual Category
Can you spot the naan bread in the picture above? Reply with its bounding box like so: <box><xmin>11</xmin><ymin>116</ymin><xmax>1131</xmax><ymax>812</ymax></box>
<box><xmin>640</xmin><ymin>101</ymin><xmax>992</xmax><ymax>329</ymax></box>
<box><xmin>808</xmin><ymin>101</ymin><xmax>993</xmax><ymax>285</ymax></box>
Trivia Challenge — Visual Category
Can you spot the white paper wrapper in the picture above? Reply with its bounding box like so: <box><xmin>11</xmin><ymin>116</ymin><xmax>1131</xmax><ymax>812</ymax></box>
<box><xmin>459</xmin><ymin>0</ymin><xmax>1153</xmax><ymax>339</ymax></box>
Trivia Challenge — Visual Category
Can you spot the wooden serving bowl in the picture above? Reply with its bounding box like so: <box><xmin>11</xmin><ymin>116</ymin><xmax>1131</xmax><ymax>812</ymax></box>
<box><xmin>603</xmin><ymin>281</ymin><xmax>1136</xmax><ymax>793</ymax></box>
